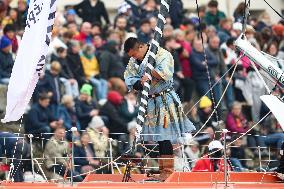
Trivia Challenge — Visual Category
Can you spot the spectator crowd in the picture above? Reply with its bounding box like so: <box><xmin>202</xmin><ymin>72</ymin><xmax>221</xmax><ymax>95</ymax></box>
<box><xmin>0</xmin><ymin>0</ymin><xmax>283</xmax><ymax>182</ymax></box>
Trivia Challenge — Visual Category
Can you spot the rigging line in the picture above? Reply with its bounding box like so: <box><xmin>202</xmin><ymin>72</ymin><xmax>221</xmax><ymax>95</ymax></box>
<box><xmin>195</xmin><ymin>0</ymin><xmax>219</xmax><ymax>125</ymax></box>
<box><xmin>263</xmin><ymin>0</ymin><xmax>284</xmax><ymax>20</ymax></box>
<box><xmin>185</xmin><ymin>56</ymin><xmax>240</xmax><ymax>117</ymax></box>
<box><xmin>192</xmin><ymin>56</ymin><xmax>241</xmax><ymax>139</ymax></box>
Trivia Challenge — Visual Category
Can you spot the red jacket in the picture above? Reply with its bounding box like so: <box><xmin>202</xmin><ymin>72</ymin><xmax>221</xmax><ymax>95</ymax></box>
<box><xmin>73</xmin><ymin>32</ymin><xmax>94</xmax><ymax>44</ymax></box>
<box><xmin>192</xmin><ymin>155</ymin><xmax>232</xmax><ymax>172</ymax></box>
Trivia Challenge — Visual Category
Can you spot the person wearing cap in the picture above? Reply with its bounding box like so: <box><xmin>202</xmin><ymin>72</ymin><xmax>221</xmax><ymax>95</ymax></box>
<box><xmin>0</xmin><ymin>35</ymin><xmax>13</xmax><ymax>84</ymax></box>
<box><xmin>99</xmin><ymin>91</ymin><xmax>130</xmax><ymax>140</ymax></box>
<box><xmin>192</xmin><ymin>140</ymin><xmax>232</xmax><ymax>172</ymax></box>
<box><xmin>75</xmin><ymin>84</ymin><xmax>100</xmax><ymax>130</ymax></box>
<box><xmin>198</xmin><ymin>96</ymin><xmax>215</xmax><ymax>128</ymax></box>
<box><xmin>124</xmin><ymin>37</ymin><xmax>195</xmax><ymax>181</ymax></box>
<box><xmin>65</xmin><ymin>9</ymin><xmax>77</xmax><ymax>24</ymax></box>
<box><xmin>87</xmin><ymin>116</ymin><xmax>109</xmax><ymax>158</ymax></box>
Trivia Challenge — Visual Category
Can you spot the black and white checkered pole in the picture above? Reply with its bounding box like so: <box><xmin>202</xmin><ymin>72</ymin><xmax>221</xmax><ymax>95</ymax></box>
<box><xmin>132</xmin><ymin>0</ymin><xmax>171</xmax><ymax>153</ymax></box>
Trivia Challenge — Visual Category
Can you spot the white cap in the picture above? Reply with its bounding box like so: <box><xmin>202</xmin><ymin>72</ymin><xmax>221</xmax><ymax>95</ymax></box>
<box><xmin>88</xmin><ymin>116</ymin><xmax>105</xmax><ymax>129</ymax></box>
<box><xmin>233</xmin><ymin>22</ymin><xmax>243</xmax><ymax>31</ymax></box>
<box><xmin>118</xmin><ymin>2</ymin><xmax>131</xmax><ymax>14</ymax></box>
<box><xmin>208</xmin><ymin>140</ymin><xmax>223</xmax><ymax>151</ymax></box>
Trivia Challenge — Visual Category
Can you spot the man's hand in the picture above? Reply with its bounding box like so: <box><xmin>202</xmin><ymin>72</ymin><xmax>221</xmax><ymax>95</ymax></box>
<box><xmin>90</xmin><ymin>159</ymin><xmax>100</xmax><ymax>166</ymax></box>
<box><xmin>176</xmin><ymin>71</ymin><xmax>184</xmax><ymax>79</ymax></box>
<box><xmin>50</xmin><ymin>121</ymin><xmax>58</xmax><ymax>129</ymax></box>
<box><xmin>141</xmin><ymin>75</ymin><xmax>150</xmax><ymax>85</ymax></box>
<box><xmin>90</xmin><ymin>109</ymin><xmax>99</xmax><ymax>117</ymax></box>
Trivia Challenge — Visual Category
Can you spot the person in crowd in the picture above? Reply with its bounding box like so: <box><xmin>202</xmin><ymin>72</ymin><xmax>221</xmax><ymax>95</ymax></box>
<box><xmin>141</xmin><ymin>0</ymin><xmax>158</xmax><ymax>19</ymax></box>
<box><xmin>124</xmin><ymin>0</ymin><xmax>144</xmax><ymax>28</ymax></box>
<box><xmin>66</xmin><ymin>40</ymin><xmax>86</xmax><ymax>86</ymax></box>
<box><xmin>163</xmin><ymin>36</ymin><xmax>184</xmax><ymax>96</ymax></box>
<box><xmin>0</xmin><ymin>36</ymin><xmax>13</xmax><ymax>84</ymax></box>
<box><xmin>204</xmin><ymin>0</ymin><xmax>226</xmax><ymax>29</ymax></box>
<box><xmin>3</xmin><ymin>24</ymin><xmax>18</xmax><ymax>53</ymax></box>
<box><xmin>220</xmin><ymin>37</ymin><xmax>238</xmax><ymax>67</ymax></box>
<box><xmin>99</xmin><ymin>40</ymin><xmax>125</xmax><ymax>80</ymax></box>
<box><xmin>80</xmin><ymin>44</ymin><xmax>108</xmax><ymax>101</ymax></box>
<box><xmin>99</xmin><ymin>91</ymin><xmax>129</xmax><ymax>139</ymax></box>
<box><xmin>217</xmin><ymin>18</ymin><xmax>232</xmax><ymax>44</ymax></box>
<box><xmin>174</xmin><ymin>29</ymin><xmax>195</xmax><ymax>103</ymax></box>
<box><xmin>25</xmin><ymin>93</ymin><xmax>63</xmax><ymax>138</ymax></box>
<box><xmin>226</xmin><ymin>102</ymin><xmax>249</xmax><ymax>134</ymax></box>
<box><xmin>0</xmin><ymin>132</ymin><xmax>31</xmax><ymax>182</ymax></box>
<box><xmin>74</xmin><ymin>132</ymin><xmax>100</xmax><ymax>174</ymax></box>
<box><xmin>118</xmin><ymin>92</ymin><xmax>138</xmax><ymax>122</ymax></box>
<box><xmin>73</xmin><ymin>22</ymin><xmax>94</xmax><ymax>45</ymax></box>
<box><xmin>65</xmin><ymin>9</ymin><xmax>77</xmax><ymax>25</ymax></box>
<box><xmin>233</xmin><ymin>2</ymin><xmax>246</xmax><ymax>23</ymax></box>
<box><xmin>53</xmin><ymin>47</ymin><xmax>79</xmax><ymax>99</ymax></box>
<box><xmin>137</xmin><ymin>18</ymin><xmax>152</xmax><ymax>44</ymax></box>
<box><xmin>169</xmin><ymin>0</ymin><xmax>184</xmax><ymax>28</ymax></box>
<box><xmin>192</xmin><ymin>140</ymin><xmax>232</xmax><ymax>172</ymax></box>
<box><xmin>75</xmin><ymin>84</ymin><xmax>101</xmax><ymax>130</ymax></box>
<box><xmin>87</xmin><ymin>116</ymin><xmax>109</xmax><ymax>159</ymax></box>
<box><xmin>230</xmin><ymin>137</ymin><xmax>247</xmax><ymax>171</ymax></box>
<box><xmin>44</xmin><ymin>127</ymin><xmax>83</xmax><ymax>182</ymax></box>
<box><xmin>197</xmin><ymin>96</ymin><xmax>216</xmax><ymax>140</ymax></box>
<box><xmin>184</xmin><ymin>140</ymin><xmax>200</xmax><ymax>168</ymax></box>
<box><xmin>74</xmin><ymin>0</ymin><xmax>110</xmax><ymax>26</ymax></box>
<box><xmin>189</xmin><ymin>36</ymin><xmax>218</xmax><ymax>97</ymax></box>
<box><xmin>58</xmin><ymin>95</ymin><xmax>81</xmax><ymax>141</ymax></box>
<box><xmin>207</xmin><ymin>35</ymin><xmax>234</xmax><ymax>108</ymax></box>
<box><xmin>43</xmin><ymin>61</ymin><xmax>63</xmax><ymax>115</ymax></box>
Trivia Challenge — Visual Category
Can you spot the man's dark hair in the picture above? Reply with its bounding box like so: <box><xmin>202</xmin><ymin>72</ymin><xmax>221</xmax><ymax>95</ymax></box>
<box><xmin>38</xmin><ymin>93</ymin><xmax>50</xmax><ymax>101</ymax></box>
<box><xmin>124</xmin><ymin>37</ymin><xmax>144</xmax><ymax>53</ymax></box>
<box><xmin>3</xmin><ymin>24</ymin><xmax>15</xmax><ymax>34</ymax></box>
<box><xmin>140</xmin><ymin>18</ymin><xmax>150</xmax><ymax>26</ymax></box>
<box><xmin>226</xmin><ymin>37</ymin><xmax>235</xmax><ymax>46</ymax></box>
<box><xmin>57</xmin><ymin>47</ymin><xmax>66</xmax><ymax>54</ymax></box>
<box><xmin>208</xmin><ymin>0</ymin><xmax>218</xmax><ymax>8</ymax></box>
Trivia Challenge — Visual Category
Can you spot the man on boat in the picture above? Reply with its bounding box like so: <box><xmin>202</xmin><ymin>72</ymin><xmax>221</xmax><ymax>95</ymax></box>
<box><xmin>124</xmin><ymin>37</ymin><xmax>195</xmax><ymax>181</ymax></box>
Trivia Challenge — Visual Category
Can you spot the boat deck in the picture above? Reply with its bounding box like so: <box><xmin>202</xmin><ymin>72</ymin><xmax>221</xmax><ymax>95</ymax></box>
<box><xmin>1</xmin><ymin>172</ymin><xmax>284</xmax><ymax>189</ymax></box>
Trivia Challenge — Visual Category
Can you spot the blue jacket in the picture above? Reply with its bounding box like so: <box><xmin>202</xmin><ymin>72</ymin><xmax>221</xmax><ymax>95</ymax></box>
<box><xmin>58</xmin><ymin>105</ymin><xmax>81</xmax><ymax>131</ymax></box>
<box><xmin>75</xmin><ymin>99</ymin><xmax>98</xmax><ymax>130</ymax></box>
<box><xmin>74</xmin><ymin>144</ymin><xmax>96</xmax><ymax>172</ymax></box>
<box><xmin>189</xmin><ymin>48</ymin><xmax>218</xmax><ymax>80</ymax></box>
<box><xmin>24</xmin><ymin>103</ymin><xmax>56</xmax><ymax>133</ymax></box>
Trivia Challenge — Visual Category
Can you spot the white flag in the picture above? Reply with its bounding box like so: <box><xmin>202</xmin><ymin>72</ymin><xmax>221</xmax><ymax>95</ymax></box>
<box><xmin>1</xmin><ymin>0</ymin><xmax>57</xmax><ymax>123</ymax></box>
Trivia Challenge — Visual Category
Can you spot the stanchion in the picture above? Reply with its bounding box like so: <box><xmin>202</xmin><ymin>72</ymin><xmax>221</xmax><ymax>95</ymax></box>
<box><xmin>28</xmin><ymin>134</ymin><xmax>35</xmax><ymax>182</ymax></box>
<box><xmin>70</xmin><ymin>127</ymin><xmax>77</xmax><ymax>185</ymax></box>
<box><xmin>109</xmin><ymin>138</ymin><xmax>114</xmax><ymax>174</ymax></box>
<box><xmin>222</xmin><ymin>129</ymin><xmax>229</xmax><ymax>188</ymax></box>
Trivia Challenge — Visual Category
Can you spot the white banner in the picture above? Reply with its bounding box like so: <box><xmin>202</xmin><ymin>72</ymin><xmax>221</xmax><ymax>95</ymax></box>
<box><xmin>2</xmin><ymin>0</ymin><xmax>57</xmax><ymax>123</ymax></box>
<box><xmin>260</xmin><ymin>95</ymin><xmax>284</xmax><ymax>131</ymax></box>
